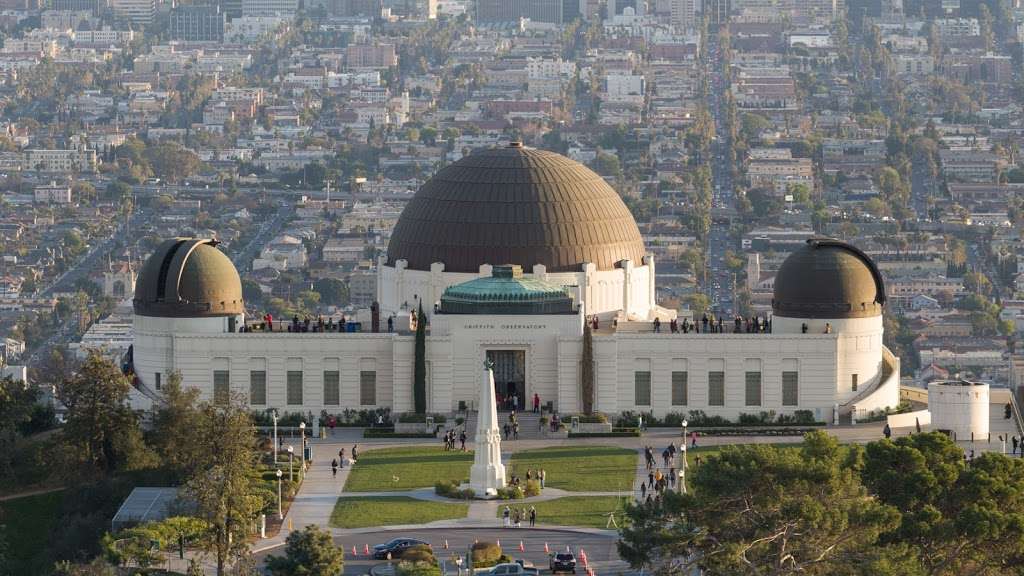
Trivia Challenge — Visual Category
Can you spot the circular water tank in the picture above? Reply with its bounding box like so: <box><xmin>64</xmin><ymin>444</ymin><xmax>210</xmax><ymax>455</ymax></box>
<box><xmin>928</xmin><ymin>380</ymin><xmax>989</xmax><ymax>440</ymax></box>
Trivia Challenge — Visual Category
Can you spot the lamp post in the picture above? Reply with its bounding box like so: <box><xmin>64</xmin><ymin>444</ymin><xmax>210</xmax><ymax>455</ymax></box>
<box><xmin>288</xmin><ymin>445</ymin><xmax>294</xmax><ymax>482</ymax></box>
<box><xmin>680</xmin><ymin>420</ymin><xmax>688</xmax><ymax>494</ymax></box>
<box><xmin>299</xmin><ymin>421</ymin><xmax>307</xmax><ymax>474</ymax></box>
<box><xmin>272</xmin><ymin>409</ymin><xmax>279</xmax><ymax>464</ymax></box>
<box><xmin>276</xmin><ymin>469</ymin><xmax>283</xmax><ymax>520</ymax></box>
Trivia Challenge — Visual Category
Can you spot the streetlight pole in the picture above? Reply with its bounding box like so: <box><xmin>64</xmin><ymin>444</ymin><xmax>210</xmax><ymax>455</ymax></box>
<box><xmin>288</xmin><ymin>445</ymin><xmax>294</xmax><ymax>482</ymax></box>
<box><xmin>299</xmin><ymin>421</ymin><xmax>306</xmax><ymax>474</ymax></box>
<box><xmin>276</xmin><ymin>468</ymin><xmax>283</xmax><ymax>520</ymax></box>
<box><xmin>680</xmin><ymin>419</ymin><xmax>688</xmax><ymax>494</ymax></box>
<box><xmin>272</xmin><ymin>409</ymin><xmax>279</xmax><ymax>464</ymax></box>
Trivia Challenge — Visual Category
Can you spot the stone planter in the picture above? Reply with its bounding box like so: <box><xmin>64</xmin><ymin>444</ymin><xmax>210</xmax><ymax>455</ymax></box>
<box><xmin>394</xmin><ymin>421</ymin><xmax>435</xmax><ymax>434</ymax></box>
<box><xmin>573</xmin><ymin>422</ymin><xmax>613</xmax><ymax>433</ymax></box>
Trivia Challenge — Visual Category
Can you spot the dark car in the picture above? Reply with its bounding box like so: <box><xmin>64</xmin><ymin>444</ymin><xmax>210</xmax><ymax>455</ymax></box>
<box><xmin>549</xmin><ymin>552</ymin><xmax>576</xmax><ymax>574</ymax></box>
<box><xmin>372</xmin><ymin>538</ymin><xmax>429</xmax><ymax>559</ymax></box>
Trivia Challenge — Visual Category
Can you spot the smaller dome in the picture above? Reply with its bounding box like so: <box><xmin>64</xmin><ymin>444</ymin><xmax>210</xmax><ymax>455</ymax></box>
<box><xmin>772</xmin><ymin>238</ymin><xmax>885</xmax><ymax>319</ymax></box>
<box><xmin>134</xmin><ymin>238</ymin><xmax>243</xmax><ymax>318</ymax></box>
<box><xmin>439</xmin><ymin>265</ymin><xmax>575</xmax><ymax>315</ymax></box>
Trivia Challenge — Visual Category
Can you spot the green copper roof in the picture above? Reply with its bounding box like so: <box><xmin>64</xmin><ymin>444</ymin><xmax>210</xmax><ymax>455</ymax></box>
<box><xmin>439</xmin><ymin>265</ymin><xmax>576</xmax><ymax>315</ymax></box>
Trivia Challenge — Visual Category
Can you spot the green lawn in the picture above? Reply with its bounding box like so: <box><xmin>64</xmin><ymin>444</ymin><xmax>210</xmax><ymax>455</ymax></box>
<box><xmin>0</xmin><ymin>490</ymin><xmax>64</xmax><ymax>573</ymax></box>
<box><xmin>330</xmin><ymin>496</ymin><xmax>469</xmax><ymax>528</ymax></box>
<box><xmin>507</xmin><ymin>446</ymin><xmax>635</xmax><ymax>492</ymax></box>
<box><xmin>498</xmin><ymin>496</ymin><xmax>630</xmax><ymax>529</ymax></box>
<box><xmin>343</xmin><ymin>446</ymin><xmax>474</xmax><ymax>492</ymax></box>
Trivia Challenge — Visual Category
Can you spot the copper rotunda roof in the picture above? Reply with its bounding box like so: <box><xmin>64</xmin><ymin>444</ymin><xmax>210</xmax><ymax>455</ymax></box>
<box><xmin>134</xmin><ymin>238</ymin><xmax>243</xmax><ymax>318</ymax></box>
<box><xmin>772</xmin><ymin>238</ymin><xmax>886</xmax><ymax>319</ymax></box>
<box><xmin>385</xmin><ymin>143</ymin><xmax>646</xmax><ymax>273</ymax></box>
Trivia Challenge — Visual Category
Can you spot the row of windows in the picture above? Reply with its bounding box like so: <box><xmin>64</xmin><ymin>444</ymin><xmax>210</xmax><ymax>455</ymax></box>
<box><xmin>635</xmin><ymin>371</ymin><xmax>800</xmax><ymax>407</ymax></box>
<box><xmin>211</xmin><ymin>370</ymin><xmax>377</xmax><ymax>406</ymax></box>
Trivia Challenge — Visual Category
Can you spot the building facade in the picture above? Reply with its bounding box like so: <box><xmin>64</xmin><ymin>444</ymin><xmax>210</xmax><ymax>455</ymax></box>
<box><xmin>130</xmin><ymin>146</ymin><xmax>900</xmax><ymax>423</ymax></box>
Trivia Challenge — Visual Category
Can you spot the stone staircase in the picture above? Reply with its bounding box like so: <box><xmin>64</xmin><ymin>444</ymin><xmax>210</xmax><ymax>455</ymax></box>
<box><xmin>459</xmin><ymin>410</ymin><xmax>546</xmax><ymax>440</ymax></box>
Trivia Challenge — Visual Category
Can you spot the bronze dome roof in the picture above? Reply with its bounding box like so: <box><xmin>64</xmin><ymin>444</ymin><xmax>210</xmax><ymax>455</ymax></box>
<box><xmin>385</xmin><ymin>144</ymin><xmax>646</xmax><ymax>273</ymax></box>
<box><xmin>133</xmin><ymin>238</ymin><xmax>244</xmax><ymax>318</ymax></box>
<box><xmin>772</xmin><ymin>238</ymin><xmax>886</xmax><ymax>319</ymax></box>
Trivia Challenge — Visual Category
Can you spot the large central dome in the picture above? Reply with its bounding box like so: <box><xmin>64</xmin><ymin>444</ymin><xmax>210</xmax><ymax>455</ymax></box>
<box><xmin>386</xmin><ymin>143</ymin><xmax>646</xmax><ymax>273</ymax></box>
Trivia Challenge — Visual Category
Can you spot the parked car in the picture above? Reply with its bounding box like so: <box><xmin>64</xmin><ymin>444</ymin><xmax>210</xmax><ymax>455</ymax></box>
<box><xmin>372</xmin><ymin>538</ymin><xmax>429</xmax><ymax>559</ymax></box>
<box><xmin>549</xmin><ymin>552</ymin><xmax>577</xmax><ymax>574</ymax></box>
<box><xmin>484</xmin><ymin>562</ymin><xmax>539</xmax><ymax>576</ymax></box>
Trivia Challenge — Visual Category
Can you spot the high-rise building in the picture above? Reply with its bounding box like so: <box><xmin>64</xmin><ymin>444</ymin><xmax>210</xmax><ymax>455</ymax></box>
<box><xmin>607</xmin><ymin>0</ymin><xmax>643</xmax><ymax>16</ymax></box>
<box><xmin>110</xmin><ymin>0</ymin><xmax>155</xmax><ymax>25</ymax></box>
<box><xmin>242</xmin><ymin>0</ymin><xmax>298</xmax><ymax>16</ymax></box>
<box><xmin>670</xmin><ymin>0</ymin><xmax>697</xmax><ymax>29</ymax></box>
<box><xmin>170</xmin><ymin>4</ymin><xmax>226</xmax><ymax>42</ymax></box>
<box><xmin>476</xmin><ymin>0</ymin><xmax>565</xmax><ymax>23</ymax></box>
<box><xmin>46</xmin><ymin>0</ymin><xmax>101</xmax><ymax>10</ymax></box>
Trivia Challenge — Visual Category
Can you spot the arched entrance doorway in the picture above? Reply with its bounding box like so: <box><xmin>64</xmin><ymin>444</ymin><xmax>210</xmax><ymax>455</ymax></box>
<box><xmin>486</xmin><ymin>349</ymin><xmax>525</xmax><ymax>411</ymax></box>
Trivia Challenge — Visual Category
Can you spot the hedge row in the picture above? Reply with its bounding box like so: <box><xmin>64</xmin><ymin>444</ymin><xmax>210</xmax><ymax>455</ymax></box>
<box><xmin>363</xmin><ymin>430</ymin><xmax>436</xmax><ymax>438</ymax></box>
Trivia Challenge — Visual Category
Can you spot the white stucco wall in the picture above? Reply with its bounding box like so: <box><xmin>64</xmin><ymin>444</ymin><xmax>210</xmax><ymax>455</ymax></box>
<box><xmin>377</xmin><ymin>256</ymin><xmax>657</xmax><ymax>320</ymax></box>
<box><xmin>929</xmin><ymin>381</ymin><xmax>990</xmax><ymax>439</ymax></box>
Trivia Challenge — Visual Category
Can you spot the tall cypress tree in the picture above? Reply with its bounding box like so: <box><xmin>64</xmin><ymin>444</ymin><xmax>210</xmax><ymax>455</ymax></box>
<box><xmin>413</xmin><ymin>301</ymin><xmax>426</xmax><ymax>414</ymax></box>
<box><xmin>581</xmin><ymin>324</ymin><xmax>594</xmax><ymax>415</ymax></box>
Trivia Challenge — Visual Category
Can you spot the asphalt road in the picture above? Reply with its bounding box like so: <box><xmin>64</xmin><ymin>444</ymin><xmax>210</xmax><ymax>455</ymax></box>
<box><xmin>254</xmin><ymin>527</ymin><xmax>629</xmax><ymax>576</ymax></box>
<box><xmin>705</xmin><ymin>34</ymin><xmax>737</xmax><ymax>317</ymax></box>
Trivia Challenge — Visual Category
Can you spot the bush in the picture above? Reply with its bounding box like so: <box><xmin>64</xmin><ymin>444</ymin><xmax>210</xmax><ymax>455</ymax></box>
<box><xmin>434</xmin><ymin>480</ymin><xmax>475</xmax><ymax>500</ymax></box>
<box><xmin>471</xmin><ymin>542</ymin><xmax>503</xmax><ymax>568</ymax></box>
<box><xmin>524</xmin><ymin>479</ymin><xmax>542</xmax><ymax>497</ymax></box>
<box><xmin>495</xmin><ymin>486</ymin><xmax>525</xmax><ymax>500</ymax></box>
<box><xmin>401</xmin><ymin>545</ymin><xmax>436</xmax><ymax>564</ymax></box>
<box><xmin>397</xmin><ymin>560</ymin><xmax>441</xmax><ymax>576</ymax></box>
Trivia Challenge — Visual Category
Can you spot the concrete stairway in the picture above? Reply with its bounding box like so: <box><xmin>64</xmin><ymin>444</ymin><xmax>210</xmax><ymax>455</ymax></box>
<box><xmin>460</xmin><ymin>411</ymin><xmax>546</xmax><ymax>440</ymax></box>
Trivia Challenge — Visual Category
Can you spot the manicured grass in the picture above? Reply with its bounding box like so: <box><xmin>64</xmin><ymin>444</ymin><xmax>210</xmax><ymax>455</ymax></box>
<box><xmin>507</xmin><ymin>446</ymin><xmax>635</xmax><ymax>492</ymax></box>
<box><xmin>329</xmin><ymin>496</ymin><xmax>469</xmax><ymax>528</ymax></box>
<box><xmin>498</xmin><ymin>496</ymin><xmax>629</xmax><ymax>529</ymax></box>
<box><xmin>0</xmin><ymin>490</ymin><xmax>64</xmax><ymax>573</ymax></box>
<box><xmin>343</xmin><ymin>446</ymin><xmax>473</xmax><ymax>492</ymax></box>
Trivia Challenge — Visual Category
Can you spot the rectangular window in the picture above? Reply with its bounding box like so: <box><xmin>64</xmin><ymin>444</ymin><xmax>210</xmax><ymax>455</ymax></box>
<box><xmin>154</xmin><ymin>372</ymin><xmax>161</xmax><ymax>391</ymax></box>
<box><xmin>634</xmin><ymin>371</ymin><xmax>651</xmax><ymax>406</ymax></box>
<box><xmin>671</xmin><ymin>371</ymin><xmax>688</xmax><ymax>406</ymax></box>
<box><xmin>852</xmin><ymin>373</ymin><xmax>858</xmax><ymax>392</ymax></box>
<box><xmin>745</xmin><ymin>371</ymin><xmax>762</xmax><ymax>406</ymax></box>
<box><xmin>782</xmin><ymin>371</ymin><xmax>799</xmax><ymax>406</ymax></box>
<box><xmin>250</xmin><ymin>370</ymin><xmax>267</xmax><ymax>405</ymax></box>
<box><xmin>324</xmin><ymin>371</ymin><xmax>340</xmax><ymax>405</ymax></box>
<box><xmin>213</xmin><ymin>370</ymin><xmax>230</xmax><ymax>405</ymax></box>
<box><xmin>708</xmin><ymin>371</ymin><xmax>725</xmax><ymax>406</ymax></box>
<box><xmin>360</xmin><ymin>371</ymin><xmax>376</xmax><ymax>406</ymax></box>
<box><xmin>287</xmin><ymin>371</ymin><xmax>303</xmax><ymax>405</ymax></box>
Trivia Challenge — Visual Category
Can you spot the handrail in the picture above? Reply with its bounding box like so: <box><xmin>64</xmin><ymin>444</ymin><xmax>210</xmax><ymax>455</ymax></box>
<box><xmin>841</xmin><ymin>345</ymin><xmax>898</xmax><ymax>410</ymax></box>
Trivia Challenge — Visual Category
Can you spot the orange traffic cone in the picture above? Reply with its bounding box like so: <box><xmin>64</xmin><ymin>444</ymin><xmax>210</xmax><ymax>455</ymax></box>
<box><xmin>365</xmin><ymin>544</ymin><xmax>370</xmax><ymax>555</ymax></box>
<box><xmin>544</xmin><ymin>542</ymin><xmax>550</xmax><ymax>554</ymax></box>
<box><xmin>519</xmin><ymin>541</ymin><xmax>525</xmax><ymax>552</ymax></box>
<box><xmin>352</xmin><ymin>545</ymin><xmax>358</xmax><ymax>556</ymax></box>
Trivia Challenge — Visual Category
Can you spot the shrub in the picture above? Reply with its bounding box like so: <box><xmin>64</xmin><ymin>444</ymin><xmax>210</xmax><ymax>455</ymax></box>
<box><xmin>572</xmin><ymin>412</ymin><xmax>608</xmax><ymax>424</ymax></box>
<box><xmin>402</xmin><ymin>545</ymin><xmax>437</xmax><ymax>564</ymax></box>
<box><xmin>471</xmin><ymin>542</ymin><xmax>503</xmax><ymax>568</ymax></box>
<box><xmin>524</xmin><ymin>479</ymin><xmax>542</xmax><ymax>497</ymax></box>
<box><xmin>435</xmin><ymin>480</ymin><xmax>475</xmax><ymax>500</ymax></box>
<box><xmin>397</xmin><ymin>561</ymin><xmax>441</xmax><ymax>576</ymax></box>
<box><xmin>495</xmin><ymin>486</ymin><xmax>525</xmax><ymax>500</ymax></box>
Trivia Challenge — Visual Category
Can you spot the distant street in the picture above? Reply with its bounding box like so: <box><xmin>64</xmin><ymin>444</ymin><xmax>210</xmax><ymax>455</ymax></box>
<box><xmin>706</xmin><ymin>32</ymin><xmax>737</xmax><ymax>317</ymax></box>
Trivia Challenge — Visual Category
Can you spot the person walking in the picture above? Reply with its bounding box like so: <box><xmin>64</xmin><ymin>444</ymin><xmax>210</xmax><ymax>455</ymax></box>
<box><xmin>533</xmin><ymin>393</ymin><xmax>540</xmax><ymax>413</ymax></box>
<box><xmin>669</xmin><ymin>466</ymin><xmax>676</xmax><ymax>488</ymax></box>
<box><xmin>331</xmin><ymin>458</ymin><xmax>338</xmax><ymax>478</ymax></box>
<box><xmin>352</xmin><ymin>444</ymin><xmax>358</xmax><ymax>461</ymax></box>
<box><xmin>339</xmin><ymin>448</ymin><xmax>345</xmax><ymax>468</ymax></box>
<box><xmin>504</xmin><ymin>422</ymin><xmax>511</xmax><ymax>440</ymax></box>
<box><xmin>459</xmin><ymin>429</ymin><xmax>467</xmax><ymax>451</ymax></box>
<box><xmin>529</xmin><ymin>506</ymin><xmax>536</xmax><ymax>527</ymax></box>
<box><xmin>513</xmin><ymin>421</ymin><xmax>520</xmax><ymax>440</ymax></box>
<box><xmin>640</xmin><ymin>482</ymin><xmax>647</xmax><ymax>500</ymax></box>
<box><xmin>690</xmin><ymin>431</ymin><xmax>698</xmax><ymax>449</ymax></box>
<box><xmin>648</xmin><ymin>470</ymin><xmax>655</xmax><ymax>488</ymax></box>
<box><xmin>883</xmin><ymin>423</ymin><xmax>892</xmax><ymax>439</ymax></box>
<box><xmin>1014</xmin><ymin>435</ymin><xmax>1019</xmax><ymax>456</ymax></box>
<box><xmin>540</xmin><ymin>469</ymin><xmax>546</xmax><ymax>488</ymax></box>
<box><xmin>503</xmin><ymin>506</ymin><xmax>511</xmax><ymax>528</ymax></box>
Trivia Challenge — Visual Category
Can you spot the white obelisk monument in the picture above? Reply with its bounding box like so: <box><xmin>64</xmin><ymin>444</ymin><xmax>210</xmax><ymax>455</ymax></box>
<box><xmin>469</xmin><ymin>359</ymin><xmax>506</xmax><ymax>496</ymax></box>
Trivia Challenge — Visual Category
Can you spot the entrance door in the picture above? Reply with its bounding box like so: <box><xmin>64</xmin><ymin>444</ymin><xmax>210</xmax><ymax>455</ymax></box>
<box><xmin>486</xmin><ymin>350</ymin><xmax>525</xmax><ymax>411</ymax></box>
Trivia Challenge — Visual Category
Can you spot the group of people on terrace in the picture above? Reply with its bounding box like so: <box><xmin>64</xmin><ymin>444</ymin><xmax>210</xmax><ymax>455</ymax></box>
<box><xmin>588</xmin><ymin>313</ymin><xmax>775</xmax><ymax>334</ymax></box>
